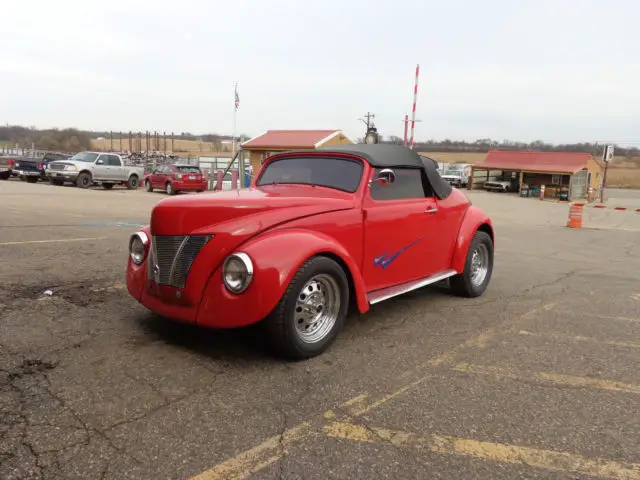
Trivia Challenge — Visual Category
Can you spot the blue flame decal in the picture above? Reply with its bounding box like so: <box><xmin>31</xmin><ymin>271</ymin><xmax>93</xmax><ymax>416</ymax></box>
<box><xmin>373</xmin><ymin>236</ymin><xmax>428</xmax><ymax>270</ymax></box>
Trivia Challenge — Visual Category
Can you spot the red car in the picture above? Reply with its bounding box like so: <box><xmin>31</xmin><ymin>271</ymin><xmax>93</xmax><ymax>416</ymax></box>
<box><xmin>144</xmin><ymin>164</ymin><xmax>207</xmax><ymax>195</ymax></box>
<box><xmin>126</xmin><ymin>145</ymin><xmax>495</xmax><ymax>359</ymax></box>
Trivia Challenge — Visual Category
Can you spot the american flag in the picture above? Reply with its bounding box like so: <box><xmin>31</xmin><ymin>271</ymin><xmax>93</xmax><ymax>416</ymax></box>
<box><xmin>234</xmin><ymin>86</ymin><xmax>239</xmax><ymax>111</ymax></box>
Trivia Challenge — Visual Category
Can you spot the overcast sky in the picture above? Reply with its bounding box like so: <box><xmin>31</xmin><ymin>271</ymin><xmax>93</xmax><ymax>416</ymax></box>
<box><xmin>1</xmin><ymin>0</ymin><xmax>637</xmax><ymax>146</ymax></box>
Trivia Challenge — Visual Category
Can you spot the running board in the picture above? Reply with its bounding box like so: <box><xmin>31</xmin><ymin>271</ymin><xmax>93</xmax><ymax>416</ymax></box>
<box><xmin>367</xmin><ymin>269</ymin><xmax>458</xmax><ymax>305</ymax></box>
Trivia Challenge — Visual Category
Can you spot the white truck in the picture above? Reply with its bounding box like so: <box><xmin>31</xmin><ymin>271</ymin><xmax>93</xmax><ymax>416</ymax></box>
<box><xmin>440</xmin><ymin>164</ymin><xmax>471</xmax><ymax>188</ymax></box>
<box><xmin>46</xmin><ymin>151</ymin><xmax>145</xmax><ymax>190</ymax></box>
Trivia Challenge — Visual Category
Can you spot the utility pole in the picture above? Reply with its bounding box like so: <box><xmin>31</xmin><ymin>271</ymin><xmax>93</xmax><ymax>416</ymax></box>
<box><xmin>359</xmin><ymin>112</ymin><xmax>379</xmax><ymax>144</ymax></box>
<box><xmin>361</xmin><ymin>112</ymin><xmax>375</xmax><ymax>130</ymax></box>
<box><xmin>600</xmin><ymin>144</ymin><xmax>614</xmax><ymax>203</ymax></box>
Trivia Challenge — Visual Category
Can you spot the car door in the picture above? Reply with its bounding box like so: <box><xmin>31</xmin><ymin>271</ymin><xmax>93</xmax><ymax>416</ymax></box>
<box><xmin>105</xmin><ymin>155</ymin><xmax>124</xmax><ymax>181</ymax></box>
<box><xmin>362</xmin><ymin>167</ymin><xmax>443</xmax><ymax>292</ymax></box>
<box><xmin>154</xmin><ymin>166</ymin><xmax>170</xmax><ymax>188</ymax></box>
<box><xmin>93</xmin><ymin>155</ymin><xmax>111</xmax><ymax>180</ymax></box>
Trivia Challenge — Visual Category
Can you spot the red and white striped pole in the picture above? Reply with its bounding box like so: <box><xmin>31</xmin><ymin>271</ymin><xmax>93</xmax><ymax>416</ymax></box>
<box><xmin>403</xmin><ymin>114</ymin><xmax>408</xmax><ymax>147</ymax></box>
<box><xmin>409</xmin><ymin>64</ymin><xmax>420</xmax><ymax>150</ymax></box>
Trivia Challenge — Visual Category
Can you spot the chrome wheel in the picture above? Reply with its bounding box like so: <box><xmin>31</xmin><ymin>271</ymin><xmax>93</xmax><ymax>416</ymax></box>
<box><xmin>294</xmin><ymin>274</ymin><xmax>340</xmax><ymax>344</ymax></box>
<box><xmin>470</xmin><ymin>243</ymin><xmax>489</xmax><ymax>287</ymax></box>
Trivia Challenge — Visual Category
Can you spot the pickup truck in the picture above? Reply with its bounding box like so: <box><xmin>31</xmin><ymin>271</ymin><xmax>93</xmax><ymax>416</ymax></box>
<box><xmin>441</xmin><ymin>165</ymin><xmax>471</xmax><ymax>188</ymax></box>
<box><xmin>11</xmin><ymin>153</ymin><xmax>72</xmax><ymax>183</ymax></box>
<box><xmin>46</xmin><ymin>151</ymin><xmax>145</xmax><ymax>189</ymax></box>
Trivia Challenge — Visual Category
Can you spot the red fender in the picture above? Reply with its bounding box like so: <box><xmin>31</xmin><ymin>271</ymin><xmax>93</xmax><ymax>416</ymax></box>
<box><xmin>196</xmin><ymin>228</ymin><xmax>369</xmax><ymax>328</ymax></box>
<box><xmin>126</xmin><ymin>225</ymin><xmax>151</xmax><ymax>301</ymax></box>
<box><xmin>450</xmin><ymin>206</ymin><xmax>495</xmax><ymax>273</ymax></box>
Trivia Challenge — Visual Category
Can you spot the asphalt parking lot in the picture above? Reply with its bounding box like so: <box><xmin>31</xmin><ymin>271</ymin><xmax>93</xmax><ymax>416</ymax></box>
<box><xmin>1</xmin><ymin>180</ymin><xmax>640</xmax><ymax>480</ymax></box>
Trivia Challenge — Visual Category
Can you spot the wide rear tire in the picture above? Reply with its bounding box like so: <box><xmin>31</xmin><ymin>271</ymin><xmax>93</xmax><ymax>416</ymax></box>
<box><xmin>450</xmin><ymin>230</ymin><xmax>493</xmax><ymax>298</ymax></box>
<box><xmin>262</xmin><ymin>256</ymin><xmax>349</xmax><ymax>360</ymax></box>
<box><xmin>126</xmin><ymin>175</ymin><xmax>139</xmax><ymax>190</ymax></box>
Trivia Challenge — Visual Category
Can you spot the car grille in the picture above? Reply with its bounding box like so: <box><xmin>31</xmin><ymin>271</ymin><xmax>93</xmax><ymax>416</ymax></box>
<box><xmin>147</xmin><ymin>234</ymin><xmax>212</xmax><ymax>288</ymax></box>
<box><xmin>49</xmin><ymin>163</ymin><xmax>66</xmax><ymax>171</ymax></box>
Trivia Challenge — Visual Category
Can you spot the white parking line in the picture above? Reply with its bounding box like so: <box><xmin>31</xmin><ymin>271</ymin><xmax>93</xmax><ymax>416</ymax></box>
<box><xmin>0</xmin><ymin>237</ymin><xmax>108</xmax><ymax>246</ymax></box>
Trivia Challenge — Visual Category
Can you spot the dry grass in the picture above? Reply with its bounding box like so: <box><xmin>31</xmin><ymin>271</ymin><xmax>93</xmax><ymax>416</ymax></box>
<box><xmin>90</xmin><ymin>138</ymin><xmax>229</xmax><ymax>155</ymax></box>
<box><xmin>605</xmin><ymin>166</ymin><xmax>640</xmax><ymax>189</ymax></box>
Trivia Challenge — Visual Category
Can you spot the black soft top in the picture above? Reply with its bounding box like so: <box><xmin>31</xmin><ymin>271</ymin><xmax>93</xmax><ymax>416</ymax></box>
<box><xmin>313</xmin><ymin>144</ymin><xmax>453</xmax><ymax>200</ymax></box>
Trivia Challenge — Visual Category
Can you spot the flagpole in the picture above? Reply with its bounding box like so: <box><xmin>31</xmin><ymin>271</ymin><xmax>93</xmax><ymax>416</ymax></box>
<box><xmin>232</xmin><ymin>81</ymin><xmax>238</xmax><ymax>157</ymax></box>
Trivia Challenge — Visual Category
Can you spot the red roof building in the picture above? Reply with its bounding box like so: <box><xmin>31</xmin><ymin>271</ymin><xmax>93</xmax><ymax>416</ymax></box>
<box><xmin>469</xmin><ymin>150</ymin><xmax>603</xmax><ymax>201</ymax></box>
<box><xmin>477</xmin><ymin>150</ymin><xmax>594</xmax><ymax>174</ymax></box>
<box><xmin>241</xmin><ymin>129</ymin><xmax>353</xmax><ymax>175</ymax></box>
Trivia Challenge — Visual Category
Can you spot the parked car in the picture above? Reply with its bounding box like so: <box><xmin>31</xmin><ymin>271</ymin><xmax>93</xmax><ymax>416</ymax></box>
<box><xmin>144</xmin><ymin>164</ymin><xmax>207</xmax><ymax>195</ymax></box>
<box><xmin>125</xmin><ymin>144</ymin><xmax>495</xmax><ymax>359</ymax></box>
<box><xmin>46</xmin><ymin>151</ymin><xmax>145</xmax><ymax>189</ymax></box>
<box><xmin>484</xmin><ymin>175</ymin><xmax>518</xmax><ymax>192</ymax></box>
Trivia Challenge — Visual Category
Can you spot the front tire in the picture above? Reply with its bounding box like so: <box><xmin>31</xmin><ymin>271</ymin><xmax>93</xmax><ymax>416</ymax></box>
<box><xmin>76</xmin><ymin>172</ymin><xmax>92</xmax><ymax>188</ymax></box>
<box><xmin>165</xmin><ymin>182</ymin><xmax>176</xmax><ymax>195</ymax></box>
<box><xmin>450</xmin><ymin>231</ymin><xmax>493</xmax><ymax>298</ymax></box>
<box><xmin>262</xmin><ymin>256</ymin><xmax>349</xmax><ymax>360</ymax></box>
<box><xmin>145</xmin><ymin>180</ymin><xmax>153</xmax><ymax>192</ymax></box>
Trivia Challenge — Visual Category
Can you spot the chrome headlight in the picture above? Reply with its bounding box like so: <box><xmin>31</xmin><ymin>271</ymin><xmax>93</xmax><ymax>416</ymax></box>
<box><xmin>222</xmin><ymin>252</ymin><xmax>253</xmax><ymax>293</ymax></box>
<box><xmin>129</xmin><ymin>231</ymin><xmax>149</xmax><ymax>265</ymax></box>
<box><xmin>64</xmin><ymin>164</ymin><xmax>77</xmax><ymax>171</ymax></box>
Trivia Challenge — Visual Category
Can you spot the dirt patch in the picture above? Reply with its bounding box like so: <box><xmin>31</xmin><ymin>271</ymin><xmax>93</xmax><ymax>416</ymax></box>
<box><xmin>1</xmin><ymin>280</ymin><xmax>126</xmax><ymax>308</ymax></box>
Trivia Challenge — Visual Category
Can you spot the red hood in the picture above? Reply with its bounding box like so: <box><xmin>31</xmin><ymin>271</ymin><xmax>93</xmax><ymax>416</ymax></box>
<box><xmin>150</xmin><ymin>186</ymin><xmax>356</xmax><ymax>237</ymax></box>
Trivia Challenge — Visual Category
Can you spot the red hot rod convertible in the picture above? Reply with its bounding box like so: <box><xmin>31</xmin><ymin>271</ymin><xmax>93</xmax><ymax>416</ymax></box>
<box><xmin>126</xmin><ymin>144</ymin><xmax>494</xmax><ymax>359</ymax></box>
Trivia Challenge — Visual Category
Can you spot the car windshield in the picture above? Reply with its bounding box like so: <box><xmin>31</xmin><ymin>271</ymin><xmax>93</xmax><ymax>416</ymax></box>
<box><xmin>176</xmin><ymin>165</ymin><xmax>201</xmax><ymax>173</ymax></box>
<box><xmin>69</xmin><ymin>152</ymin><xmax>99</xmax><ymax>163</ymax></box>
<box><xmin>256</xmin><ymin>156</ymin><xmax>364</xmax><ymax>193</ymax></box>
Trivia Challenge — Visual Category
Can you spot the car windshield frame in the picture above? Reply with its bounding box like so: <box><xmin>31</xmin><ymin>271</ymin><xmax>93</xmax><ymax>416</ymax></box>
<box><xmin>68</xmin><ymin>152</ymin><xmax>99</xmax><ymax>163</ymax></box>
<box><xmin>256</xmin><ymin>155</ymin><xmax>365</xmax><ymax>193</ymax></box>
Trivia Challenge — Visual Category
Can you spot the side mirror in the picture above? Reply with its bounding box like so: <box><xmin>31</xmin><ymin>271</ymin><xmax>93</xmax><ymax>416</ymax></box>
<box><xmin>370</xmin><ymin>168</ymin><xmax>395</xmax><ymax>186</ymax></box>
<box><xmin>96</xmin><ymin>159</ymin><xmax>104</xmax><ymax>165</ymax></box>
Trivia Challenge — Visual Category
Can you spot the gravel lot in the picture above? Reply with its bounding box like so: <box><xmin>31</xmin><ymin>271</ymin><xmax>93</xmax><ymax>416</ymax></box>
<box><xmin>1</xmin><ymin>180</ymin><xmax>639</xmax><ymax>480</ymax></box>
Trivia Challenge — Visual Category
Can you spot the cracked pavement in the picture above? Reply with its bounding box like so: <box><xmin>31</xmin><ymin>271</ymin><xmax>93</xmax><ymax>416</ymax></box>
<box><xmin>1</xmin><ymin>180</ymin><xmax>639</xmax><ymax>479</ymax></box>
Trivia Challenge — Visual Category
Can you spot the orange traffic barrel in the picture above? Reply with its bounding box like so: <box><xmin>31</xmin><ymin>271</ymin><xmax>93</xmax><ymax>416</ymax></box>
<box><xmin>567</xmin><ymin>203</ymin><xmax>584</xmax><ymax>228</ymax></box>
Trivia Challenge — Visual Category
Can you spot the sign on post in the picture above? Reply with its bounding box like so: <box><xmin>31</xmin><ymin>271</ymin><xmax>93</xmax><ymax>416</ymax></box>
<box><xmin>601</xmin><ymin>145</ymin><xmax>614</xmax><ymax>163</ymax></box>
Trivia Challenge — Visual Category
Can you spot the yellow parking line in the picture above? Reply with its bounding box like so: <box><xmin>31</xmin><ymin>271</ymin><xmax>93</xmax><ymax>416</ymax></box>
<box><xmin>190</xmin><ymin>301</ymin><xmax>558</xmax><ymax>479</ymax></box>
<box><xmin>0</xmin><ymin>237</ymin><xmax>107</xmax><ymax>246</ymax></box>
<box><xmin>189</xmin><ymin>422</ymin><xmax>314</xmax><ymax>480</ymax></box>
<box><xmin>550</xmin><ymin>310</ymin><xmax>639</xmax><ymax>323</ymax></box>
<box><xmin>324</xmin><ymin>421</ymin><xmax>640</xmax><ymax>479</ymax></box>
<box><xmin>518</xmin><ymin>329</ymin><xmax>640</xmax><ymax>350</ymax></box>
<box><xmin>452</xmin><ymin>363</ymin><xmax>640</xmax><ymax>395</ymax></box>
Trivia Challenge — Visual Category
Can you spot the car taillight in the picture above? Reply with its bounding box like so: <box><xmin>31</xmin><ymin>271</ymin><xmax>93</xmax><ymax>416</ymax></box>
<box><xmin>8</xmin><ymin>159</ymin><xmax>15</xmax><ymax>167</ymax></box>
<box><xmin>38</xmin><ymin>163</ymin><xmax>43</xmax><ymax>169</ymax></box>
